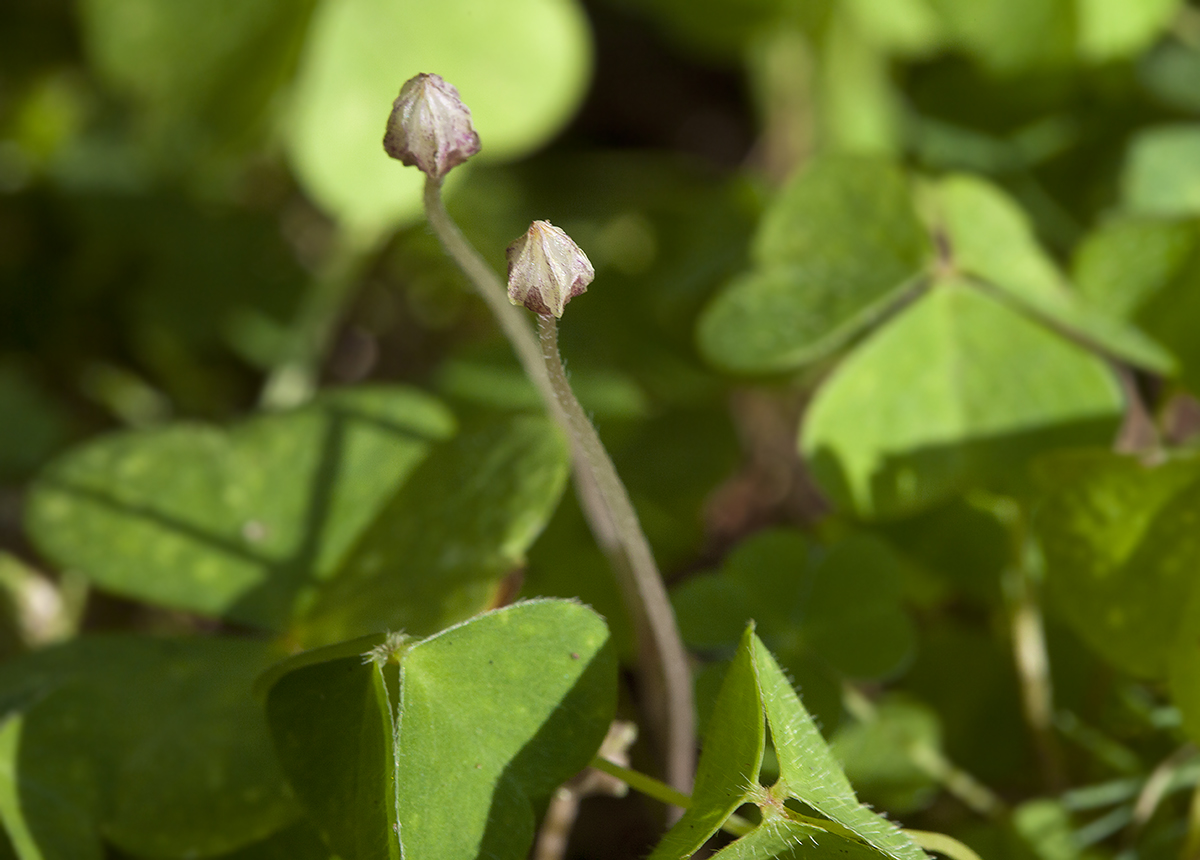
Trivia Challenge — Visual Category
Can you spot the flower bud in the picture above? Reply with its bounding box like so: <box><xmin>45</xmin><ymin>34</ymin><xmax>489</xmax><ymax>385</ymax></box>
<box><xmin>383</xmin><ymin>73</ymin><xmax>481</xmax><ymax>179</ymax></box>
<box><xmin>506</xmin><ymin>221</ymin><xmax>595</xmax><ymax>318</ymax></box>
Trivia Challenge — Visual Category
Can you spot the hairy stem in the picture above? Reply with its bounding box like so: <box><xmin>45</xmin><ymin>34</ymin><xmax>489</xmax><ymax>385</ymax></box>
<box><xmin>424</xmin><ymin>177</ymin><xmax>695</xmax><ymax>793</ymax></box>
<box><xmin>538</xmin><ymin>314</ymin><xmax>695</xmax><ymax>795</ymax></box>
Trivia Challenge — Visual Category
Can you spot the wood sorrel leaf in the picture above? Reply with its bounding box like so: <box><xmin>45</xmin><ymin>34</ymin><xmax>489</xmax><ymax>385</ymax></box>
<box><xmin>264</xmin><ymin>600</ymin><xmax>616</xmax><ymax>860</ymax></box>
<box><xmin>930</xmin><ymin>174</ymin><xmax>1174</xmax><ymax>374</ymax></box>
<box><xmin>26</xmin><ymin>388</ymin><xmax>569</xmax><ymax>647</ymax></box>
<box><xmin>802</xmin><ymin>279</ymin><xmax>1123</xmax><ymax>519</ymax></box>
<box><xmin>752</xmin><ymin>637</ymin><xmax>927</xmax><ymax>860</ymax></box>
<box><xmin>1034</xmin><ymin>450</ymin><xmax>1200</xmax><ymax>679</ymax></box>
<box><xmin>649</xmin><ymin>625</ymin><xmax>765</xmax><ymax>860</ymax></box>
<box><xmin>650</xmin><ymin>627</ymin><xmax>926</xmax><ymax>860</ymax></box>
<box><xmin>0</xmin><ymin>636</ymin><xmax>294</xmax><ymax>860</ymax></box>
<box><xmin>698</xmin><ymin>156</ymin><xmax>931</xmax><ymax>374</ymax></box>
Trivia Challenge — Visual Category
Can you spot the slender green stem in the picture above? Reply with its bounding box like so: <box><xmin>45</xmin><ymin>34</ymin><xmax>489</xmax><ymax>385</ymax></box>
<box><xmin>423</xmin><ymin>177</ymin><xmax>695</xmax><ymax>794</ymax></box>
<box><xmin>589</xmin><ymin>757</ymin><xmax>754</xmax><ymax>837</ymax></box>
<box><xmin>539</xmin><ymin>314</ymin><xmax>695</xmax><ymax>794</ymax></box>
<box><xmin>906</xmin><ymin>830</ymin><xmax>985</xmax><ymax>860</ymax></box>
<box><xmin>843</xmin><ymin>685</ymin><xmax>1007</xmax><ymax>820</ymax></box>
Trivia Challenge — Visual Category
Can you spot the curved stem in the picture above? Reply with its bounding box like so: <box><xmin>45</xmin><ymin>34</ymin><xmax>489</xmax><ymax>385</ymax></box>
<box><xmin>423</xmin><ymin>177</ymin><xmax>695</xmax><ymax>794</ymax></box>
<box><xmin>538</xmin><ymin>314</ymin><xmax>695</xmax><ymax>795</ymax></box>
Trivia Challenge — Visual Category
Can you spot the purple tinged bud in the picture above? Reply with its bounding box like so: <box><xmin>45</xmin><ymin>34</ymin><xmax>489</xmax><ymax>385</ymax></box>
<box><xmin>383</xmin><ymin>73</ymin><xmax>481</xmax><ymax>179</ymax></box>
<box><xmin>506</xmin><ymin>221</ymin><xmax>596</xmax><ymax>318</ymax></box>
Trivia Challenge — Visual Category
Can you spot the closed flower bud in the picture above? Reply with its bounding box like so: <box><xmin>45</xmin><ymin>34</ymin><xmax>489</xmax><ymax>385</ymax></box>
<box><xmin>506</xmin><ymin>221</ymin><xmax>595</xmax><ymax>318</ymax></box>
<box><xmin>383</xmin><ymin>73</ymin><xmax>481</xmax><ymax>179</ymax></box>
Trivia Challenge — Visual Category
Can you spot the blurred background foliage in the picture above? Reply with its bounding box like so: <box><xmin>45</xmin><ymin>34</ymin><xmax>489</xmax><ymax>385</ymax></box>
<box><xmin>6</xmin><ymin>0</ymin><xmax>1200</xmax><ymax>858</ymax></box>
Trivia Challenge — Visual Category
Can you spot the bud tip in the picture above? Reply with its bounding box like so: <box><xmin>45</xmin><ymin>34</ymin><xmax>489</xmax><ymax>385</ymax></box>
<box><xmin>506</xmin><ymin>221</ymin><xmax>596</xmax><ymax>318</ymax></box>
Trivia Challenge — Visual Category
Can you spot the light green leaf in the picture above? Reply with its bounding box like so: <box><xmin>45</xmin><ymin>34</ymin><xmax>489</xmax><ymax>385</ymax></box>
<box><xmin>753</xmin><ymin>638</ymin><xmax>927</xmax><ymax>860</ymax></box>
<box><xmin>1075</xmin><ymin>0</ymin><xmax>1181</xmax><ymax>62</ymax></box>
<box><xmin>26</xmin><ymin>386</ymin><xmax>455</xmax><ymax>631</ymax></box>
<box><xmin>286</xmin><ymin>0</ymin><xmax>592</xmax><ymax>238</ymax></box>
<box><xmin>1073</xmin><ymin>217</ymin><xmax>1200</xmax><ymax>392</ymax></box>
<box><xmin>925</xmin><ymin>0</ymin><xmax>1075</xmax><ymax>74</ymax></box>
<box><xmin>1035</xmin><ymin>450</ymin><xmax>1200</xmax><ymax>679</ymax></box>
<box><xmin>711</xmin><ymin>816</ymin><xmax>887</xmax><ymax>860</ymax></box>
<box><xmin>266</xmin><ymin>600</ymin><xmax>616</xmax><ymax>860</ymax></box>
<box><xmin>698</xmin><ymin>156</ymin><xmax>930</xmax><ymax>374</ymax></box>
<box><xmin>802</xmin><ymin>280</ymin><xmax>1124</xmax><ymax>519</ymax></box>
<box><xmin>650</xmin><ymin>625</ymin><xmax>765</xmax><ymax>860</ymax></box>
<box><xmin>0</xmin><ymin>636</ymin><xmax>295</xmax><ymax>860</ymax></box>
<box><xmin>1121</xmin><ymin>125</ymin><xmax>1200</xmax><ymax>219</ymax></box>
<box><xmin>932</xmin><ymin>174</ymin><xmax>1175</xmax><ymax>374</ymax></box>
<box><xmin>292</xmin><ymin>414</ymin><xmax>569</xmax><ymax>645</ymax></box>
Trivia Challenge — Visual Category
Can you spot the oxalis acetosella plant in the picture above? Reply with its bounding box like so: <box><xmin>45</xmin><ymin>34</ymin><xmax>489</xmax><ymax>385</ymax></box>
<box><xmin>380</xmin><ymin>72</ymin><xmax>981</xmax><ymax>860</ymax></box>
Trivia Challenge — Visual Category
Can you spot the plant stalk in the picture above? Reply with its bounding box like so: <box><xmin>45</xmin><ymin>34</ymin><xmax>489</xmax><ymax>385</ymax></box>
<box><xmin>424</xmin><ymin>177</ymin><xmax>695</xmax><ymax>794</ymax></box>
<box><xmin>537</xmin><ymin>313</ymin><xmax>695</xmax><ymax>796</ymax></box>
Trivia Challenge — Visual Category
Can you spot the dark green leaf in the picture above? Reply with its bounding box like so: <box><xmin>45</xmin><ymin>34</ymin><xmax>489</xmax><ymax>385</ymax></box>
<box><xmin>0</xmin><ymin>636</ymin><xmax>295</xmax><ymax>860</ymax></box>
<box><xmin>1035</xmin><ymin>450</ymin><xmax>1200</xmax><ymax>678</ymax></box>
<box><xmin>265</xmin><ymin>600</ymin><xmax>616</xmax><ymax>860</ymax></box>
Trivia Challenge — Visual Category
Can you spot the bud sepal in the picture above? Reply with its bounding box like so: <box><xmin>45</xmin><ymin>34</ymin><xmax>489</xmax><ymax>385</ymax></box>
<box><xmin>383</xmin><ymin>73</ymin><xmax>481</xmax><ymax>179</ymax></box>
<box><xmin>506</xmin><ymin>220</ymin><xmax>595</xmax><ymax>318</ymax></box>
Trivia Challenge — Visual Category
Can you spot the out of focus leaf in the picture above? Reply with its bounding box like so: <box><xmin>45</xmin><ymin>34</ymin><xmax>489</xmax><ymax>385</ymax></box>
<box><xmin>698</xmin><ymin>156</ymin><xmax>930</xmax><ymax>374</ymax></box>
<box><xmin>26</xmin><ymin>386</ymin><xmax>455</xmax><ymax>632</ymax></box>
<box><xmin>832</xmin><ymin>696</ymin><xmax>942</xmax><ymax>814</ymax></box>
<box><xmin>1121</xmin><ymin>125</ymin><xmax>1200</xmax><ymax>219</ymax></box>
<box><xmin>1075</xmin><ymin>0</ymin><xmax>1180</xmax><ymax>63</ymax></box>
<box><xmin>1035</xmin><ymin>450</ymin><xmax>1200</xmax><ymax>679</ymax></box>
<box><xmin>1073</xmin><ymin>216</ymin><xmax>1200</xmax><ymax>392</ymax></box>
<box><xmin>931</xmin><ymin>174</ymin><xmax>1174</xmax><ymax>374</ymax></box>
<box><xmin>802</xmin><ymin>280</ymin><xmax>1123</xmax><ymax>519</ymax></box>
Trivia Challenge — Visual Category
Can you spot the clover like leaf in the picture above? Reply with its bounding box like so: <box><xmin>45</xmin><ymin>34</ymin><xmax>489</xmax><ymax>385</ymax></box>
<box><xmin>26</xmin><ymin>387</ymin><xmax>569</xmax><ymax>647</ymax></box>
<box><xmin>802</xmin><ymin>279</ymin><xmax>1123</xmax><ymax>519</ymax></box>
<box><xmin>649</xmin><ymin>625</ymin><xmax>927</xmax><ymax>860</ymax></box>
<box><xmin>0</xmin><ymin>635</ymin><xmax>295</xmax><ymax>860</ymax></box>
<box><xmin>263</xmin><ymin>599</ymin><xmax>617</xmax><ymax>860</ymax></box>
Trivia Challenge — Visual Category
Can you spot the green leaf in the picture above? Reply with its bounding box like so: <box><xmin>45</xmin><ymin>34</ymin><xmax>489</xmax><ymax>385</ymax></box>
<box><xmin>286</xmin><ymin>0</ymin><xmax>592</xmax><ymax>238</ymax></box>
<box><xmin>710</xmin><ymin>816</ymin><xmax>887</xmax><ymax>860</ymax></box>
<box><xmin>0</xmin><ymin>636</ymin><xmax>295</xmax><ymax>860</ymax></box>
<box><xmin>265</xmin><ymin>600</ymin><xmax>616</xmax><ymax>860</ymax></box>
<box><xmin>1122</xmin><ymin>125</ymin><xmax>1200</xmax><ymax>219</ymax></box>
<box><xmin>802</xmin><ymin>280</ymin><xmax>1124</xmax><ymax>519</ymax></box>
<box><xmin>1073</xmin><ymin>216</ymin><xmax>1200</xmax><ymax>392</ymax></box>
<box><xmin>292</xmin><ymin>413</ymin><xmax>569</xmax><ymax>645</ymax></box>
<box><xmin>78</xmin><ymin>0</ymin><xmax>316</xmax><ymax>158</ymax></box>
<box><xmin>931</xmin><ymin>174</ymin><xmax>1174</xmax><ymax>374</ymax></box>
<box><xmin>1035</xmin><ymin>450</ymin><xmax>1200</xmax><ymax>679</ymax></box>
<box><xmin>1075</xmin><ymin>0</ymin><xmax>1181</xmax><ymax>62</ymax></box>
<box><xmin>672</xmin><ymin>530</ymin><xmax>914</xmax><ymax>685</ymax></box>
<box><xmin>924</xmin><ymin>0</ymin><xmax>1075</xmax><ymax>74</ymax></box>
<box><xmin>264</xmin><ymin>633</ymin><xmax>399</xmax><ymax>860</ymax></box>
<box><xmin>831</xmin><ymin>696</ymin><xmax>942</xmax><ymax>814</ymax></box>
<box><xmin>752</xmin><ymin>638</ymin><xmax>927</xmax><ymax>860</ymax></box>
<box><xmin>698</xmin><ymin>156</ymin><xmax>930</xmax><ymax>374</ymax></box>
<box><xmin>26</xmin><ymin>386</ymin><xmax>455</xmax><ymax>632</ymax></box>
<box><xmin>650</xmin><ymin>625</ymin><xmax>765</xmax><ymax>860</ymax></box>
